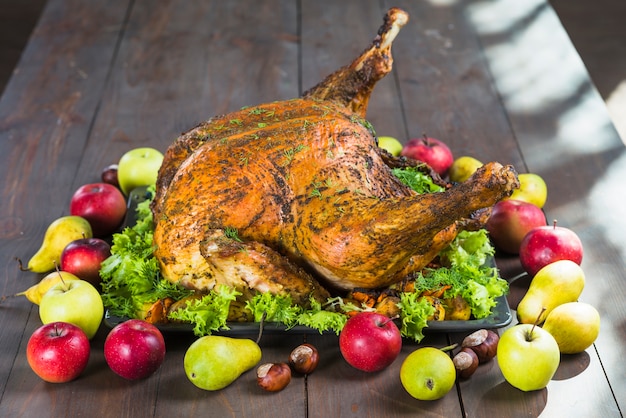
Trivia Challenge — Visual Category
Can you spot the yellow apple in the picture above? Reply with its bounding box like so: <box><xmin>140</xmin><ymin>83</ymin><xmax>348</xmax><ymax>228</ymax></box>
<box><xmin>505</xmin><ymin>173</ymin><xmax>547</xmax><ymax>208</ymax></box>
<box><xmin>39</xmin><ymin>279</ymin><xmax>104</xmax><ymax>339</ymax></box>
<box><xmin>377</xmin><ymin>136</ymin><xmax>403</xmax><ymax>156</ymax></box>
<box><xmin>449</xmin><ymin>156</ymin><xmax>483</xmax><ymax>183</ymax></box>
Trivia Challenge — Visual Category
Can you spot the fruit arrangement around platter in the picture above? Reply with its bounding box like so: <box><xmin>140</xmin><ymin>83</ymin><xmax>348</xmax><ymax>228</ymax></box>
<box><xmin>11</xmin><ymin>137</ymin><xmax>600</xmax><ymax>394</ymax></box>
<box><xmin>6</xmin><ymin>7</ymin><xmax>601</xmax><ymax>400</ymax></box>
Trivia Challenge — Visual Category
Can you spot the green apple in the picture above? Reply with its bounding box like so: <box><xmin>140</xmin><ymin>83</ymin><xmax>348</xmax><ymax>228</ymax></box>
<box><xmin>377</xmin><ymin>136</ymin><xmax>403</xmax><ymax>156</ymax></box>
<box><xmin>449</xmin><ymin>156</ymin><xmax>483</xmax><ymax>183</ymax></box>
<box><xmin>39</xmin><ymin>279</ymin><xmax>104</xmax><ymax>339</ymax></box>
<box><xmin>505</xmin><ymin>173</ymin><xmax>547</xmax><ymax>208</ymax></box>
<box><xmin>117</xmin><ymin>147</ymin><xmax>164</xmax><ymax>195</ymax></box>
<box><xmin>542</xmin><ymin>302</ymin><xmax>600</xmax><ymax>354</ymax></box>
<box><xmin>400</xmin><ymin>347</ymin><xmax>456</xmax><ymax>401</ymax></box>
<box><xmin>497</xmin><ymin>324</ymin><xmax>560</xmax><ymax>391</ymax></box>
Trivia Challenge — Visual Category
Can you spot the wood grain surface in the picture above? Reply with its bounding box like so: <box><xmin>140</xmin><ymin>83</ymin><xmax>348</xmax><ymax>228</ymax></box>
<box><xmin>0</xmin><ymin>1</ymin><xmax>623</xmax><ymax>417</ymax></box>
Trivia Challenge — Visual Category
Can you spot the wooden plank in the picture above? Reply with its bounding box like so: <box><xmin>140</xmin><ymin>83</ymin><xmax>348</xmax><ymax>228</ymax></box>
<box><xmin>470</xmin><ymin>0</ymin><xmax>625</xmax><ymax>415</ymax></box>
<box><xmin>0</xmin><ymin>0</ymin><xmax>131</xmax><ymax>408</ymax></box>
<box><xmin>71</xmin><ymin>0</ymin><xmax>302</xmax><ymax>192</ymax></box>
<box><xmin>382</xmin><ymin>0</ymin><xmax>525</xmax><ymax>169</ymax></box>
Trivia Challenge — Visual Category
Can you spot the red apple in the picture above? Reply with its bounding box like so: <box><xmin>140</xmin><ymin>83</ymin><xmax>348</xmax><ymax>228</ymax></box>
<box><xmin>104</xmin><ymin>319</ymin><xmax>166</xmax><ymax>380</ymax></box>
<box><xmin>60</xmin><ymin>237</ymin><xmax>111</xmax><ymax>287</ymax></box>
<box><xmin>69</xmin><ymin>182</ymin><xmax>127</xmax><ymax>237</ymax></box>
<box><xmin>339</xmin><ymin>312</ymin><xmax>402</xmax><ymax>372</ymax></box>
<box><xmin>485</xmin><ymin>200</ymin><xmax>547</xmax><ymax>254</ymax></box>
<box><xmin>26</xmin><ymin>322</ymin><xmax>91</xmax><ymax>383</ymax></box>
<box><xmin>401</xmin><ymin>135</ymin><xmax>454</xmax><ymax>176</ymax></box>
<box><xmin>519</xmin><ymin>220</ymin><xmax>584</xmax><ymax>277</ymax></box>
<box><xmin>101</xmin><ymin>164</ymin><xmax>120</xmax><ymax>188</ymax></box>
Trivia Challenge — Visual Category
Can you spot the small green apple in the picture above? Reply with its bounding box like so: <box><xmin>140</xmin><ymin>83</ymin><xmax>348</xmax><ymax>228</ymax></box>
<box><xmin>449</xmin><ymin>156</ymin><xmax>483</xmax><ymax>183</ymax></box>
<box><xmin>542</xmin><ymin>302</ymin><xmax>600</xmax><ymax>354</ymax></box>
<box><xmin>497</xmin><ymin>323</ymin><xmax>560</xmax><ymax>391</ymax></box>
<box><xmin>39</xmin><ymin>279</ymin><xmax>104</xmax><ymax>339</ymax></box>
<box><xmin>400</xmin><ymin>347</ymin><xmax>456</xmax><ymax>401</ymax></box>
<box><xmin>505</xmin><ymin>173</ymin><xmax>547</xmax><ymax>208</ymax></box>
<box><xmin>117</xmin><ymin>147</ymin><xmax>164</xmax><ymax>195</ymax></box>
<box><xmin>377</xmin><ymin>136</ymin><xmax>403</xmax><ymax>156</ymax></box>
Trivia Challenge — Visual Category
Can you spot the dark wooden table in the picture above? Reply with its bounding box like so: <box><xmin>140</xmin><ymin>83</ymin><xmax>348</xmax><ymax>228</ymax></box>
<box><xmin>1</xmin><ymin>1</ymin><xmax>624</xmax><ymax>417</ymax></box>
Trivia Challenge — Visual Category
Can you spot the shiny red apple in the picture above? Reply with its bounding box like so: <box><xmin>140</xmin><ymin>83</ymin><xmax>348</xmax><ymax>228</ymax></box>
<box><xmin>26</xmin><ymin>322</ymin><xmax>91</xmax><ymax>383</ymax></box>
<box><xmin>401</xmin><ymin>135</ymin><xmax>454</xmax><ymax>176</ymax></box>
<box><xmin>339</xmin><ymin>312</ymin><xmax>402</xmax><ymax>372</ymax></box>
<box><xmin>104</xmin><ymin>319</ymin><xmax>166</xmax><ymax>380</ymax></box>
<box><xmin>69</xmin><ymin>182</ymin><xmax>127</xmax><ymax>237</ymax></box>
<box><xmin>486</xmin><ymin>199</ymin><xmax>547</xmax><ymax>254</ymax></box>
<box><xmin>519</xmin><ymin>220</ymin><xmax>584</xmax><ymax>276</ymax></box>
<box><xmin>60</xmin><ymin>237</ymin><xmax>111</xmax><ymax>287</ymax></box>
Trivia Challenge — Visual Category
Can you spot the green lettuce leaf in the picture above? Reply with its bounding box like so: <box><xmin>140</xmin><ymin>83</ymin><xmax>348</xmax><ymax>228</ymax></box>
<box><xmin>245</xmin><ymin>292</ymin><xmax>301</xmax><ymax>326</ymax></box>
<box><xmin>397</xmin><ymin>292</ymin><xmax>435</xmax><ymax>342</ymax></box>
<box><xmin>167</xmin><ymin>285</ymin><xmax>241</xmax><ymax>336</ymax></box>
<box><xmin>296</xmin><ymin>297</ymin><xmax>349</xmax><ymax>335</ymax></box>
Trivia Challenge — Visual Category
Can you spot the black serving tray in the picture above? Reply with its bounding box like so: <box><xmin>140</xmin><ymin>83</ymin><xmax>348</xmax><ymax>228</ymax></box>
<box><xmin>104</xmin><ymin>187</ymin><xmax>512</xmax><ymax>335</ymax></box>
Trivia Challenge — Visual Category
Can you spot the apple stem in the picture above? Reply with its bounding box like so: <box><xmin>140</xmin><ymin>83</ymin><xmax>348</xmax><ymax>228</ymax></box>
<box><xmin>378</xmin><ymin>314</ymin><xmax>400</xmax><ymax>327</ymax></box>
<box><xmin>54</xmin><ymin>262</ymin><xmax>70</xmax><ymax>292</ymax></box>
<box><xmin>552</xmin><ymin>219</ymin><xmax>558</xmax><ymax>229</ymax></box>
<box><xmin>527</xmin><ymin>307</ymin><xmax>547</xmax><ymax>341</ymax></box>
<box><xmin>439</xmin><ymin>343</ymin><xmax>458</xmax><ymax>353</ymax></box>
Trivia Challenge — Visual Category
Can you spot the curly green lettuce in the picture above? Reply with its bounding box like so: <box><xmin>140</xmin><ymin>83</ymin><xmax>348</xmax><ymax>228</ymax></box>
<box><xmin>167</xmin><ymin>285</ymin><xmax>240</xmax><ymax>336</ymax></box>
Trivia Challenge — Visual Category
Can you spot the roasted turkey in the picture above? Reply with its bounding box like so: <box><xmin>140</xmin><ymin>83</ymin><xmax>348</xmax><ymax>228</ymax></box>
<box><xmin>151</xmin><ymin>8</ymin><xmax>519</xmax><ymax>306</ymax></box>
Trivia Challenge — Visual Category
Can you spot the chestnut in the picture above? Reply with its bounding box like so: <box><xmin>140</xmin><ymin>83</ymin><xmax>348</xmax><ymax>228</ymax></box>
<box><xmin>288</xmin><ymin>343</ymin><xmax>319</xmax><ymax>374</ymax></box>
<box><xmin>461</xmin><ymin>329</ymin><xmax>499</xmax><ymax>363</ymax></box>
<box><xmin>453</xmin><ymin>347</ymin><xmax>479</xmax><ymax>378</ymax></box>
<box><xmin>101</xmin><ymin>164</ymin><xmax>119</xmax><ymax>188</ymax></box>
<box><xmin>257</xmin><ymin>362</ymin><xmax>291</xmax><ymax>392</ymax></box>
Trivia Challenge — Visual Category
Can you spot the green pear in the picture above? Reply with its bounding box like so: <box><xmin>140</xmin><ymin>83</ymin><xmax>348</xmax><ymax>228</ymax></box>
<box><xmin>542</xmin><ymin>302</ymin><xmax>600</xmax><ymax>354</ymax></box>
<box><xmin>184</xmin><ymin>335</ymin><xmax>261</xmax><ymax>391</ymax></box>
<box><xmin>27</xmin><ymin>216</ymin><xmax>93</xmax><ymax>273</ymax></box>
<box><xmin>517</xmin><ymin>260</ymin><xmax>585</xmax><ymax>325</ymax></box>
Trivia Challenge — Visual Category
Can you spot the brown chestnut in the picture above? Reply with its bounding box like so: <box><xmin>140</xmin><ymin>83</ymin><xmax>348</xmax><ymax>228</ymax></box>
<box><xmin>288</xmin><ymin>343</ymin><xmax>319</xmax><ymax>374</ymax></box>
<box><xmin>101</xmin><ymin>164</ymin><xmax>119</xmax><ymax>188</ymax></box>
<box><xmin>453</xmin><ymin>347</ymin><xmax>479</xmax><ymax>378</ymax></box>
<box><xmin>257</xmin><ymin>362</ymin><xmax>291</xmax><ymax>392</ymax></box>
<box><xmin>461</xmin><ymin>329</ymin><xmax>499</xmax><ymax>363</ymax></box>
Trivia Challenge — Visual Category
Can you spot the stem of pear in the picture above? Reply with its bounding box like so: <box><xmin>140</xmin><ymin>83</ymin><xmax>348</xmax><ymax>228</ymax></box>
<box><xmin>256</xmin><ymin>312</ymin><xmax>267</xmax><ymax>345</ymax></box>
<box><xmin>440</xmin><ymin>343</ymin><xmax>459</xmax><ymax>352</ymax></box>
<box><xmin>15</xmin><ymin>257</ymin><xmax>29</xmax><ymax>272</ymax></box>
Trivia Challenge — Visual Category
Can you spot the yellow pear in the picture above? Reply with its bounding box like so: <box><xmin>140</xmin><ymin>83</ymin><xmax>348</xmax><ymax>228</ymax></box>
<box><xmin>517</xmin><ymin>260</ymin><xmax>585</xmax><ymax>325</ymax></box>
<box><xmin>27</xmin><ymin>216</ymin><xmax>92</xmax><ymax>273</ymax></box>
<box><xmin>17</xmin><ymin>271</ymin><xmax>80</xmax><ymax>305</ymax></box>
<box><xmin>542</xmin><ymin>302</ymin><xmax>600</xmax><ymax>354</ymax></box>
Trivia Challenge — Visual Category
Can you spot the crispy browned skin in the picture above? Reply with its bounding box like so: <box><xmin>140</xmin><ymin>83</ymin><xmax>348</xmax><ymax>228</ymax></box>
<box><xmin>151</xmin><ymin>8</ymin><xmax>519</xmax><ymax>301</ymax></box>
